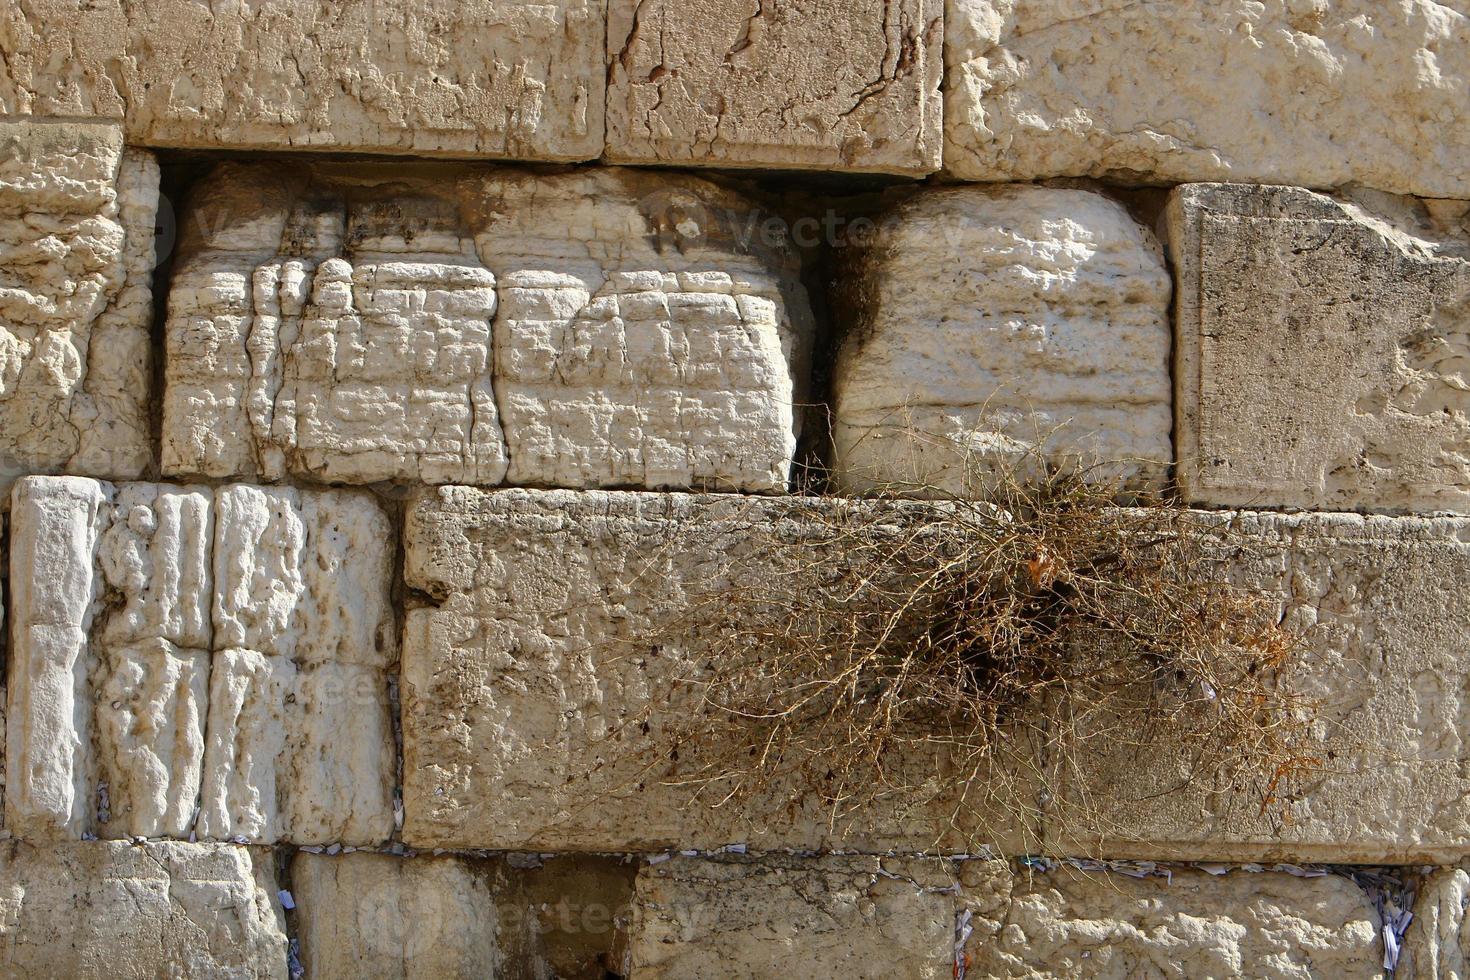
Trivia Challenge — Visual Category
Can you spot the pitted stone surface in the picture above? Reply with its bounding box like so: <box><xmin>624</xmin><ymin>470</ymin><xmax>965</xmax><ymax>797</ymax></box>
<box><xmin>1169</xmin><ymin>184</ymin><xmax>1470</xmax><ymax>514</ymax></box>
<box><xmin>945</xmin><ymin>0</ymin><xmax>1470</xmax><ymax>198</ymax></box>
<box><xmin>606</xmin><ymin>0</ymin><xmax>944</xmax><ymax>176</ymax></box>
<box><xmin>832</xmin><ymin>185</ymin><xmax>1172</xmax><ymax>494</ymax></box>
<box><xmin>5</xmin><ymin>476</ymin><xmax>396</xmax><ymax>845</ymax></box>
<box><xmin>1051</xmin><ymin>511</ymin><xmax>1470</xmax><ymax>864</ymax></box>
<box><xmin>0</xmin><ymin>122</ymin><xmax>157</xmax><ymax>493</ymax></box>
<box><xmin>1402</xmin><ymin>866</ymin><xmax>1470</xmax><ymax>978</ymax></box>
<box><xmin>626</xmin><ymin>855</ymin><xmax>958</xmax><ymax>979</ymax></box>
<box><xmin>401</xmin><ymin>487</ymin><xmax>1032</xmax><ymax>853</ymax></box>
<box><xmin>163</xmin><ymin>163</ymin><xmax>811</xmax><ymax>492</ymax></box>
<box><xmin>0</xmin><ymin>840</ymin><xmax>287</xmax><ymax>978</ymax></box>
<box><xmin>292</xmin><ymin>852</ymin><xmax>503</xmax><ymax>979</ymax></box>
<box><xmin>1</xmin><ymin>0</ymin><xmax>605</xmax><ymax>160</ymax></box>
<box><xmin>960</xmin><ymin>863</ymin><xmax>1382</xmax><ymax>978</ymax></box>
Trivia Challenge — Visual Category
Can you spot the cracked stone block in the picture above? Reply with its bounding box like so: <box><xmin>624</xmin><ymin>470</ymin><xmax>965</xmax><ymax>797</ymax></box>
<box><xmin>946</xmin><ymin>0</ymin><xmax>1470</xmax><ymax>198</ymax></box>
<box><xmin>1</xmin><ymin>0</ymin><xmax>605</xmax><ymax>160</ymax></box>
<box><xmin>606</xmin><ymin>0</ymin><xmax>943</xmax><ymax>176</ymax></box>
<box><xmin>1050</xmin><ymin>511</ymin><xmax>1470</xmax><ymax>864</ymax></box>
<box><xmin>1402</xmin><ymin>866</ymin><xmax>1470</xmax><ymax>978</ymax></box>
<box><xmin>401</xmin><ymin>487</ymin><xmax>1035</xmax><ymax>852</ymax></box>
<box><xmin>831</xmin><ymin>185</ymin><xmax>1172</xmax><ymax>495</ymax></box>
<box><xmin>1168</xmin><ymin>184</ymin><xmax>1470</xmax><ymax>514</ymax></box>
<box><xmin>0</xmin><ymin>840</ymin><xmax>286</xmax><ymax>978</ymax></box>
<box><xmin>292</xmin><ymin>853</ymin><xmax>503</xmax><ymax>979</ymax></box>
<box><xmin>0</xmin><ymin>122</ymin><xmax>158</xmax><ymax>495</ymax></box>
<box><xmin>163</xmin><ymin>163</ymin><xmax>812</xmax><ymax>492</ymax></box>
<box><xmin>5</xmin><ymin>476</ymin><xmax>396</xmax><ymax>845</ymax></box>
<box><xmin>626</xmin><ymin>854</ymin><xmax>958</xmax><ymax>979</ymax></box>
<box><xmin>959</xmin><ymin>862</ymin><xmax>1382</xmax><ymax>978</ymax></box>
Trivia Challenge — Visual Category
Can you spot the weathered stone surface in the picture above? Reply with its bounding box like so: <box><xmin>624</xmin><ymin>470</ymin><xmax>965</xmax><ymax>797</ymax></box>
<box><xmin>832</xmin><ymin>185</ymin><xmax>1172</xmax><ymax>494</ymax></box>
<box><xmin>0</xmin><ymin>840</ymin><xmax>286</xmax><ymax>978</ymax></box>
<box><xmin>1169</xmin><ymin>184</ymin><xmax>1470</xmax><ymax>514</ymax></box>
<box><xmin>960</xmin><ymin>863</ymin><xmax>1382</xmax><ymax>978</ymax></box>
<box><xmin>945</xmin><ymin>0</ymin><xmax>1470</xmax><ymax>198</ymax></box>
<box><xmin>293</xmin><ymin>852</ymin><xmax>502</xmax><ymax>979</ymax></box>
<box><xmin>163</xmin><ymin>163</ymin><xmax>811</xmax><ymax>492</ymax></box>
<box><xmin>626</xmin><ymin>855</ymin><xmax>957</xmax><ymax>979</ymax></box>
<box><xmin>606</xmin><ymin>0</ymin><xmax>944</xmax><ymax>176</ymax></box>
<box><xmin>1053</xmin><ymin>511</ymin><xmax>1470</xmax><ymax>864</ymax></box>
<box><xmin>1402</xmin><ymin>866</ymin><xmax>1470</xmax><ymax>978</ymax></box>
<box><xmin>5</xmin><ymin>476</ymin><xmax>396</xmax><ymax>845</ymax></box>
<box><xmin>401</xmin><ymin>487</ymin><xmax>1033</xmax><ymax>852</ymax></box>
<box><xmin>0</xmin><ymin>122</ymin><xmax>157</xmax><ymax>493</ymax></box>
<box><xmin>1</xmin><ymin>0</ymin><xmax>605</xmax><ymax>160</ymax></box>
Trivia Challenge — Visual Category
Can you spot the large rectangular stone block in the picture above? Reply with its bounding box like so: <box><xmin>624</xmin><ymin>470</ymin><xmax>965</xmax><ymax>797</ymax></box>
<box><xmin>0</xmin><ymin>840</ymin><xmax>287</xmax><ymax>978</ymax></box>
<box><xmin>606</xmin><ymin>0</ymin><xmax>944</xmax><ymax>176</ymax></box>
<box><xmin>1169</xmin><ymin>184</ymin><xmax>1470</xmax><ymax>514</ymax></box>
<box><xmin>0</xmin><ymin>121</ymin><xmax>158</xmax><ymax>493</ymax></box>
<box><xmin>5</xmin><ymin>476</ymin><xmax>396</xmax><ymax>845</ymax></box>
<box><xmin>1</xmin><ymin>0</ymin><xmax>606</xmax><ymax>161</ymax></box>
<box><xmin>946</xmin><ymin>0</ymin><xmax>1470</xmax><ymax>198</ymax></box>
<box><xmin>163</xmin><ymin>163</ymin><xmax>811</xmax><ymax>493</ymax></box>
<box><xmin>405</xmin><ymin>488</ymin><xmax>1470</xmax><ymax>862</ymax></box>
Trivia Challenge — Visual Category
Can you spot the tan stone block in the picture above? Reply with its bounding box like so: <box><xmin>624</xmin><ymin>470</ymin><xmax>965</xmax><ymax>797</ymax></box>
<box><xmin>0</xmin><ymin>840</ymin><xmax>286</xmax><ymax>978</ymax></box>
<box><xmin>626</xmin><ymin>855</ymin><xmax>958</xmax><ymax>980</ymax></box>
<box><xmin>401</xmin><ymin>487</ymin><xmax>1036</xmax><ymax>853</ymax></box>
<box><xmin>606</xmin><ymin>0</ymin><xmax>944</xmax><ymax>175</ymax></box>
<box><xmin>832</xmin><ymin>184</ymin><xmax>1172</xmax><ymax>494</ymax></box>
<box><xmin>1402</xmin><ymin>866</ymin><xmax>1470</xmax><ymax>978</ymax></box>
<box><xmin>0</xmin><ymin>122</ymin><xmax>157</xmax><ymax>493</ymax></box>
<box><xmin>162</xmin><ymin>163</ymin><xmax>812</xmax><ymax>493</ymax></box>
<box><xmin>963</xmin><ymin>863</ymin><xmax>1382</xmax><ymax>978</ymax></box>
<box><xmin>1050</xmin><ymin>511</ymin><xmax>1470</xmax><ymax>864</ymax></box>
<box><xmin>945</xmin><ymin>0</ymin><xmax>1470</xmax><ymax>198</ymax></box>
<box><xmin>6</xmin><ymin>476</ymin><xmax>396</xmax><ymax>845</ymax></box>
<box><xmin>1169</xmin><ymin>184</ymin><xmax>1470</xmax><ymax>514</ymax></box>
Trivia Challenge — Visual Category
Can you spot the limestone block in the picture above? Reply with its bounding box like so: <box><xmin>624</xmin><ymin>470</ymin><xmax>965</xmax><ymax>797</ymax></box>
<box><xmin>5</xmin><ymin>476</ymin><xmax>396</xmax><ymax>845</ymax></box>
<box><xmin>1169</xmin><ymin>184</ymin><xmax>1470</xmax><ymax>514</ymax></box>
<box><xmin>1</xmin><ymin>0</ymin><xmax>604</xmax><ymax>159</ymax></box>
<box><xmin>961</xmin><ymin>863</ymin><xmax>1382</xmax><ymax>978</ymax></box>
<box><xmin>292</xmin><ymin>853</ymin><xmax>503</xmax><ymax>979</ymax></box>
<box><xmin>0</xmin><ymin>122</ymin><xmax>158</xmax><ymax>493</ymax></box>
<box><xmin>606</xmin><ymin>0</ymin><xmax>943</xmax><ymax>176</ymax></box>
<box><xmin>625</xmin><ymin>855</ymin><xmax>957</xmax><ymax>979</ymax></box>
<box><xmin>945</xmin><ymin>0</ymin><xmax>1470</xmax><ymax>198</ymax></box>
<box><xmin>163</xmin><ymin>163</ymin><xmax>812</xmax><ymax>493</ymax></box>
<box><xmin>1402</xmin><ymin>866</ymin><xmax>1470</xmax><ymax>978</ymax></box>
<box><xmin>832</xmin><ymin>185</ymin><xmax>1172</xmax><ymax>494</ymax></box>
<box><xmin>0</xmin><ymin>840</ymin><xmax>286</xmax><ymax>978</ymax></box>
<box><xmin>401</xmin><ymin>487</ymin><xmax>1033</xmax><ymax>852</ymax></box>
<box><xmin>1051</xmin><ymin>512</ymin><xmax>1470</xmax><ymax>864</ymax></box>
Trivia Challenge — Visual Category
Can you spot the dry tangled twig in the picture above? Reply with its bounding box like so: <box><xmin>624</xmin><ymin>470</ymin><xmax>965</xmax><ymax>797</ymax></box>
<box><xmin>610</xmin><ymin>429</ymin><xmax>1321</xmax><ymax>851</ymax></box>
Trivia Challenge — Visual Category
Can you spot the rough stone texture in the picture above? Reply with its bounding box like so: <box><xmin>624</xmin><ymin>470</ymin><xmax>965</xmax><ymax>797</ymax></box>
<box><xmin>0</xmin><ymin>0</ymin><xmax>605</xmax><ymax>161</ymax></box>
<box><xmin>293</xmin><ymin>852</ymin><xmax>503</xmax><ymax>979</ymax></box>
<box><xmin>1402</xmin><ymin>866</ymin><xmax>1470</xmax><ymax>979</ymax></box>
<box><xmin>606</xmin><ymin>0</ymin><xmax>944</xmax><ymax>176</ymax></box>
<box><xmin>625</xmin><ymin>855</ymin><xmax>958</xmax><ymax>979</ymax></box>
<box><xmin>5</xmin><ymin>476</ymin><xmax>396</xmax><ymax>845</ymax></box>
<box><xmin>945</xmin><ymin>0</ymin><xmax>1470</xmax><ymax>198</ymax></box>
<box><xmin>832</xmin><ymin>185</ymin><xmax>1172</xmax><ymax>494</ymax></box>
<box><xmin>1053</xmin><ymin>511</ymin><xmax>1470</xmax><ymax>864</ymax></box>
<box><xmin>960</xmin><ymin>863</ymin><xmax>1382</xmax><ymax>978</ymax></box>
<box><xmin>0</xmin><ymin>122</ymin><xmax>158</xmax><ymax>494</ymax></box>
<box><xmin>401</xmin><ymin>487</ymin><xmax>1034</xmax><ymax>853</ymax></box>
<box><xmin>1169</xmin><ymin>184</ymin><xmax>1470</xmax><ymax>514</ymax></box>
<box><xmin>163</xmin><ymin>163</ymin><xmax>811</xmax><ymax>492</ymax></box>
<box><xmin>0</xmin><ymin>840</ymin><xmax>286</xmax><ymax>978</ymax></box>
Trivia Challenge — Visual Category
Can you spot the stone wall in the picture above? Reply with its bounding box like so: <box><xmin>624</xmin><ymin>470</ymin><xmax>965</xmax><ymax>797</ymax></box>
<box><xmin>1</xmin><ymin>1</ymin><xmax>1468</xmax><ymax>976</ymax></box>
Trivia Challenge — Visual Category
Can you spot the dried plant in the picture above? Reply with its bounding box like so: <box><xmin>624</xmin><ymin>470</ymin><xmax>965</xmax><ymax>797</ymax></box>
<box><xmin>607</xmin><ymin>424</ymin><xmax>1321</xmax><ymax>852</ymax></box>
